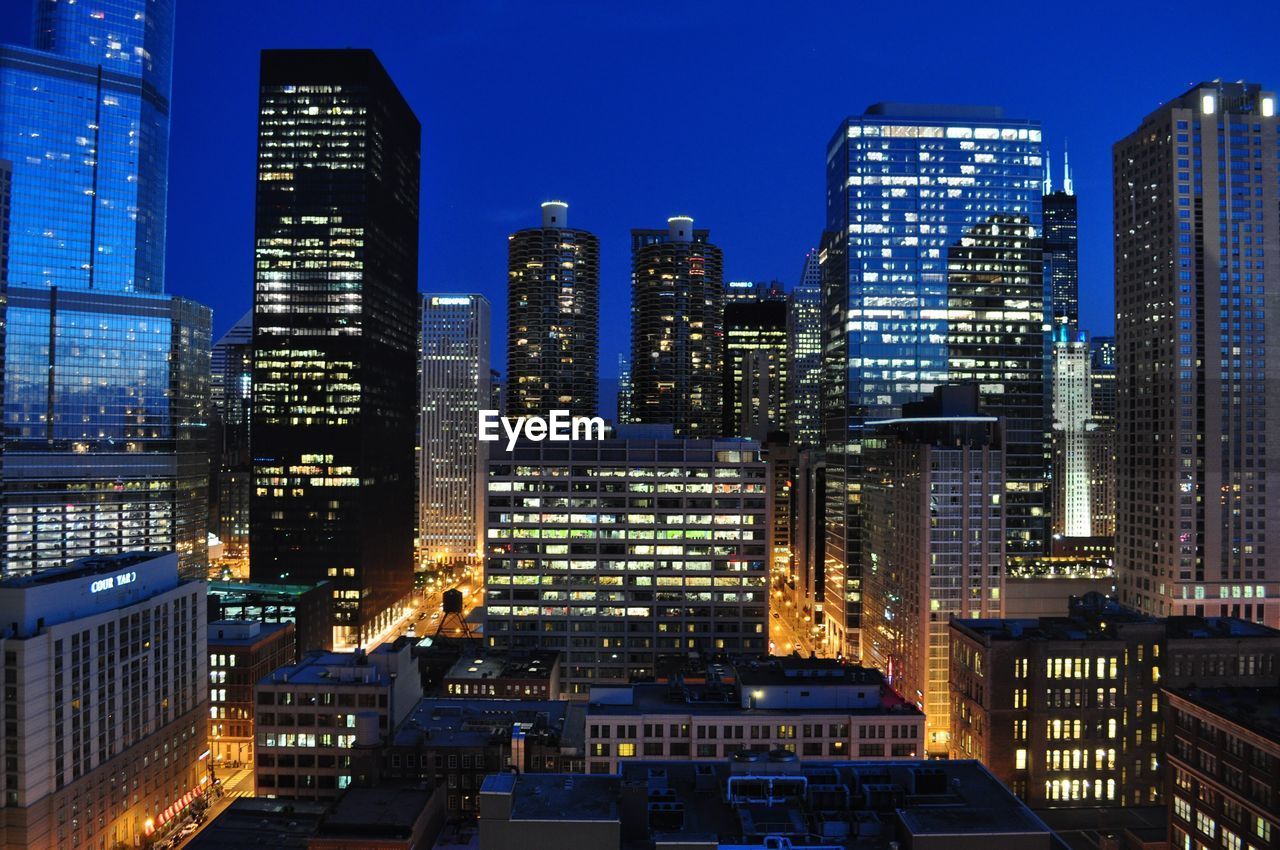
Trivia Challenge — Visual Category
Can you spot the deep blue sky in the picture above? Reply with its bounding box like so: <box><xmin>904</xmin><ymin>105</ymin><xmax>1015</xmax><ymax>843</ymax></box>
<box><xmin>6</xmin><ymin>1</ymin><xmax>1280</xmax><ymax>378</ymax></box>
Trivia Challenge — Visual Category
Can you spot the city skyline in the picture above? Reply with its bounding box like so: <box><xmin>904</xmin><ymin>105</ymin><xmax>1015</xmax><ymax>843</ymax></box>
<box><xmin>6</xmin><ymin>4</ymin><xmax>1275</xmax><ymax>382</ymax></box>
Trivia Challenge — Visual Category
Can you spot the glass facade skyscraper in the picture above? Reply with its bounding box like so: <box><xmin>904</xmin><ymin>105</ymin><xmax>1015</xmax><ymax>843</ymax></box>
<box><xmin>210</xmin><ymin>311</ymin><xmax>254</xmax><ymax>559</ymax></box>
<box><xmin>249</xmin><ymin>50</ymin><xmax>420</xmax><ymax>648</ymax></box>
<box><xmin>821</xmin><ymin>103</ymin><xmax>1044</xmax><ymax>657</ymax></box>
<box><xmin>0</xmin><ymin>0</ymin><xmax>211</xmax><ymax>578</ymax></box>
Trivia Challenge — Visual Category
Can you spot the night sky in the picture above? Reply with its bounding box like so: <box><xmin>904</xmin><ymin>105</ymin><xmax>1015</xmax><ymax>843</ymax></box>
<box><xmin>5</xmin><ymin>0</ymin><xmax>1280</xmax><ymax>385</ymax></box>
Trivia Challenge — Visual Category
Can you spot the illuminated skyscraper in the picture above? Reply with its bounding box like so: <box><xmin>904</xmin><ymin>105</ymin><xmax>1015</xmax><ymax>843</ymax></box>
<box><xmin>616</xmin><ymin>354</ymin><xmax>632</xmax><ymax>424</ymax></box>
<box><xmin>506</xmin><ymin>202</ymin><xmax>599</xmax><ymax>417</ymax></box>
<box><xmin>249</xmin><ymin>50</ymin><xmax>420</xmax><ymax>647</ymax></box>
<box><xmin>0</xmin><ymin>0</ymin><xmax>212</xmax><ymax>578</ymax></box>
<box><xmin>1051</xmin><ymin>328</ymin><xmax>1092</xmax><ymax>538</ymax></box>
<box><xmin>821</xmin><ymin>104</ymin><xmax>1044</xmax><ymax>657</ymax></box>
<box><xmin>419</xmin><ymin>293</ymin><xmax>490</xmax><ymax>566</ymax></box>
<box><xmin>787</xmin><ymin>248</ymin><xmax>823</xmax><ymax>448</ymax></box>
<box><xmin>1042</xmin><ymin>149</ymin><xmax>1079</xmax><ymax>329</ymax></box>
<box><xmin>1088</xmin><ymin>336</ymin><xmax>1116</xmax><ymax>537</ymax></box>
<box><xmin>630</xmin><ymin>217</ymin><xmax>724</xmax><ymax>436</ymax></box>
<box><xmin>1114</xmin><ymin>82</ymin><xmax>1279</xmax><ymax>624</ymax></box>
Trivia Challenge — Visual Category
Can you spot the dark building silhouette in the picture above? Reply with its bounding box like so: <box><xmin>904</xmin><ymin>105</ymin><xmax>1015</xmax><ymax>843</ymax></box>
<box><xmin>722</xmin><ymin>290</ymin><xmax>788</xmax><ymax>439</ymax></box>
<box><xmin>250</xmin><ymin>49</ymin><xmax>419</xmax><ymax>647</ymax></box>
<box><xmin>1042</xmin><ymin>149</ymin><xmax>1078</xmax><ymax>329</ymax></box>
<box><xmin>629</xmin><ymin>217</ymin><xmax>723</xmax><ymax>436</ymax></box>
<box><xmin>506</xmin><ymin>202</ymin><xmax>599</xmax><ymax>417</ymax></box>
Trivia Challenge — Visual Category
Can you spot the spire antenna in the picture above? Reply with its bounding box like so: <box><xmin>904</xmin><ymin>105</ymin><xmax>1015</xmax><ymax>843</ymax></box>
<box><xmin>1043</xmin><ymin>148</ymin><xmax>1053</xmax><ymax>195</ymax></box>
<box><xmin>1063</xmin><ymin>142</ymin><xmax>1074</xmax><ymax>196</ymax></box>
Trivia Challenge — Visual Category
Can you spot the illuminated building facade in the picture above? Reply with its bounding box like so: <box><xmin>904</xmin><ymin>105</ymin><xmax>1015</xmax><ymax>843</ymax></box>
<box><xmin>506</xmin><ymin>202</ymin><xmax>599</xmax><ymax>417</ymax></box>
<box><xmin>787</xmin><ymin>248</ymin><xmax>823</xmax><ymax>448</ymax></box>
<box><xmin>0</xmin><ymin>0</ymin><xmax>212</xmax><ymax>579</ymax></box>
<box><xmin>861</xmin><ymin>386</ymin><xmax>1005</xmax><ymax>755</ymax></box>
<box><xmin>1052</xmin><ymin>329</ymin><xmax>1092</xmax><ymax>538</ymax></box>
<box><xmin>207</xmin><ymin>620</ymin><xmax>296</xmax><ymax>771</ymax></box>
<box><xmin>722</xmin><ymin>291</ymin><xmax>788</xmax><ymax>439</ymax></box>
<box><xmin>484</xmin><ymin>434</ymin><xmax>768</xmax><ymax>695</ymax></box>
<box><xmin>249</xmin><ymin>50</ymin><xmax>420</xmax><ymax>647</ymax></box>
<box><xmin>629</xmin><ymin>217</ymin><xmax>724</xmax><ymax>436</ymax></box>
<box><xmin>820</xmin><ymin>104</ymin><xmax>1044</xmax><ymax>657</ymax></box>
<box><xmin>1114</xmin><ymin>82</ymin><xmax>1280</xmax><ymax>625</ymax></box>
<box><xmin>950</xmin><ymin>600</ymin><xmax>1280</xmax><ymax>808</ymax></box>
<box><xmin>211</xmin><ymin>311</ymin><xmax>254</xmax><ymax>559</ymax></box>
<box><xmin>0</xmin><ymin>553</ymin><xmax>208</xmax><ymax>849</ymax></box>
<box><xmin>419</xmin><ymin>293</ymin><xmax>491</xmax><ymax>565</ymax></box>
<box><xmin>616</xmin><ymin>354</ymin><xmax>632</xmax><ymax>424</ymax></box>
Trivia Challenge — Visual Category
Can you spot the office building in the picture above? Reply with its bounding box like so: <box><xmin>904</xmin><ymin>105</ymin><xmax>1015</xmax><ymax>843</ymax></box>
<box><xmin>629</xmin><ymin>218</ymin><xmax>724</xmax><ymax>436</ymax></box>
<box><xmin>820</xmin><ymin>104</ymin><xmax>1045</xmax><ymax>657</ymax></box>
<box><xmin>419</xmin><ymin>293</ymin><xmax>491</xmax><ymax>567</ymax></box>
<box><xmin>249</xmin><ymin>50</ymin><xmax>420</xmax><ymax>647</ymax></box>
<box><xmin>254</xmin><ymin>638</ymin><xmax>423</xmax><ymax>799</ymax></box>
<box><xmin>207</xmin><ymin>579</ymin><xmax>333</xmax><ymax>659</ymax></box>
<box><xmin>861</xmin><ymin>386</ymin><xmax>1005</xmax><ymax>755</ymax></box>
<box><xmin>479</xmin><ymin>759</ymin><xmax>1069</xmax><ymax>850</ymax></box>
<box><xmin>949</xmin><ymin>598</ymin><xmax>1280</xmax><ymax>808</ymax></box>
<box><xmin>0</xmin><ymin>553</ymin><xmax>208</xmax><ymax>849</ymax></box>
<box><xmin>1042</xmin><ymin>149</ymin><xmax>1078</xmax><ymax>329</ymax></box>
<box><xmin>1052</xmin><ymin>329</ymin><xmax>1092</xmax><ymax>538</ymax></box>
<box><xmin>208</xmin><ymin>620</ymin><xmax>296</xmax><ymax>771</ymax></box>
<box><xmin>1088</xmin><ymin>336</ymin><xmax>1117</xmax><ymax>537</ymax></box>
<box><xmin>722</xmin><ymin>289</ymin><xmax>789</xmax><ymax>439</ymax></box>
<box><xmin>484</xmin><ymin>433</ymin><xmax>768</xmax><ymax>694</ymax></box>
<box><xmin>506</xmin><ymin>202</ymin><xmax>599</xmax><ymax>417</ymax></box>
<box><xmin>787</xmin><ymin>248</ymin><xmax>824</xmax><ymax>448</ymax></box>
<box><xmin>583</xmin><ymin>658</ymin><xmax>924</xmax><ymax>774</ymax></box>
<box><xmin>791</xmin><ymin>450</ymin><xmax>826</xmax><ymax>629</ymax></box>
<box><xmin>1164</xmin><ymin>686</ymin><xmax>1280</xmax><ymax>850</ymax></box>
<box><xmin>0</xmin><ymin>0</ymin><xmax>213</xmax><ymax>580</ymax></box>
<box><xmin>210</xmin><ymin>311</ymin><xmax>254</xmax><ymax>561</ymax></box>
<box><xmin>1114</xmin><ymin>82</ymin><xmax>1280</xmax><ymax>625</ymax></box>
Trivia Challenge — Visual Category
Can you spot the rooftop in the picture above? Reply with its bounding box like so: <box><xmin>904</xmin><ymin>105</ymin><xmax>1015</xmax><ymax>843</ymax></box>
<box><xmin>1166</xmin><ymin>686</ymin><xmax>1280</xmax><ymax>745</ymax></box>
<box><xmin>394</xmin><ymin>696</ymin><xmax>585</xmax><ymax>751</ymax></box>
<box><xmin>208</xmin><ymin>620</ymin><xmax>291</xmax><ymax>647</ymax></box>
<box><xmin>953</xmin><ymin>608</ymin><xmax>1279</xmax><ymax>643</ymax></box>
<box><xmin>185</xmin><ymin>798</ymin><xmax>328</xmax><ymax>850</ymax></box>
<box><xmin>318</xmin><ymin>786</ymin><xmax>436</xmax><ymax>837</ymax></box>
<box><xmin>480</xmin><ymin>759</ymin><xmax>1067</xmax><ymax>849</ymax></box>
<box><xmin>260</xmin><ymin>642</ymin><xmax>409</xmax><ymax>688</ymax></box>
<box><xmin>0</xmin><ymin>551</ymin><xmax>167</xmax><ymax>588</ymax></box>
<box><xmin>445</xmin><ymin>649</ymin><xmax>558</xmax><ymax>682</ymax></box>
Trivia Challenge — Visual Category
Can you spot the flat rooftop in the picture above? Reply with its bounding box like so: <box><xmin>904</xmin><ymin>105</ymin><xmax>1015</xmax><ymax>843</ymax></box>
<box><xmin>319</xmin><ymin>786</ymin><xmax>435</xmax><ymax>836</ymax></box>
<box><xmin>586</xmin><ymin>681</ymin><xmax>919</xmax><ymax>718</ymax></box>
<box><xmin>1166</xmin><ymin>686</ymin><xmax>1280</xmax><ymax>745</ymax></box>
<box><xmin>482</xmin><ymin>759</ymin><xmax>1067</xmax><ymax>848</ymax></box>
<box><xmin>954</xmin><ymin>613</ymin><xmax>1278</xmax><ymax>643</ymax></box>
<box><xmin>186</xmin><ymin>798</ymin><xmax>328</xmax><ymax>850</ymax></box>
<box><xmin>395</xmin><ymin>697</ymin><xmax>584</xmax><ymax>750</ymax></box>
<box><xmin>208</xmin><ymin>620</ymin><xmax>291</xmax><ymax>647</ymax></box>
<box><xmin>0</xmin><ymin>551</ymin><xmax>167</xmax><ymax>588</ymax></box>
<box><xmin>445</xmin><ymin>650</ymin><xmax>558</xmax><ymax>682</ymax></box>
<box><xmin>260</xmin><ymin>650</ymin><xmax>389</xmax><ymax>688</ymax></box>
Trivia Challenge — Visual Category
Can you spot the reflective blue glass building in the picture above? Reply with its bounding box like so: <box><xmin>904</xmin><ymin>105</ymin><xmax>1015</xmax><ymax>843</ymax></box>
<box><xmin>0</xmin><ymin>0</ymin><xmax>211</xmax><ymax>577</ymax></box>
<box><xmin>820</xmin><ymin>104</ymin><xmax>1046</xmax><ymax>658</ymax></box>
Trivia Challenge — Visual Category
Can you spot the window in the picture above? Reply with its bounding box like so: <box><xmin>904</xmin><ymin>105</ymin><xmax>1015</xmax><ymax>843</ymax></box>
<box><xmin>617</xmin><ymin>743</ymin><xmax>636</xmax><ymax>758</ymax></box>
<box><xmin>1015</xmin><ymin>749</ymin><xmax>1027</xmax><ymax>770</ymax></box>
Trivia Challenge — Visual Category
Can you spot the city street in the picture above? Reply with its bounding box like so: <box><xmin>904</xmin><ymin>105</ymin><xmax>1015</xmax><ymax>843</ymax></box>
<box><xmin>162</xmin><ymin>766</ymin><xmax>253</xmax><ymax>849</ymax></box>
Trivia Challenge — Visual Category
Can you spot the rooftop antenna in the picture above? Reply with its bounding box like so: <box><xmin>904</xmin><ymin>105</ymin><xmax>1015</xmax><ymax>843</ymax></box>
<box><xmin>1063</xmin><ymin>142</ymin><xmax>1074</xmax><ymax>196</ymax></box>
<box><xmin>1043</xmin><ymin>148</ymin><xmax>1053</xmax><ymax>195</ymax></box>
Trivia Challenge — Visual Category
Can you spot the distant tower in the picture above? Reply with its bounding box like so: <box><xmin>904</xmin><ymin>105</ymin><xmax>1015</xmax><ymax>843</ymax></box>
<box><xmin>616</xmin><ymin>354</ymin><xmax>633</xmax><ymax>424</ymax></box>
<box><xmin>1043</xmin><ymin>147</ymin><xmax>1079</xmax><ymax>329</ymax></box>
<box><xmin>723</xmin><ymin>286</ymin><xmax>788</xmax><ymax>439</ymax></box>
<box><xmin>629</xmin><ymin>217</ymin><xmax>724</xmax><ymax>436</ymax></box>
<box><xmin>1052</xmin><ymin>328</ymin><xmax>1092</xmax><ymax>538</ymax></box>
<box><xmin>506</xmin><ymin>202</ymin><xmax>600</xmax><ymax>417</ymax></box>
<box><xmin>787</xmin><ymin>249</ymin><xmax>824</xmax><ymax>447</ymax></box>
